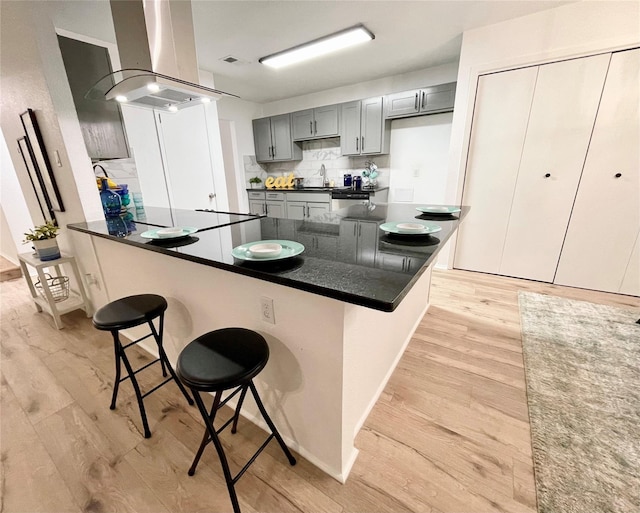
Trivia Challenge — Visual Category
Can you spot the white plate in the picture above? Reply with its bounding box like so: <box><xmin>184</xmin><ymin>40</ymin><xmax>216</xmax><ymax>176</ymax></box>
<box><xmin>246</xmin><ymin>243</ymin><xmax>282</xmax><ymax>259</ymax></box>
<box><xmin>140</xmin><ymin>227</ymin><xmax>198</xmax><ymax>240</ymax></box>
<box><xmin>380</xmin><ymin>221</ymin><xmax>442</xmax><ymax>236</ymax></box>
<box><xmin>396</xmin><ymin>223</ymin><xmax>427</xmax><ymax>234</ymax></box>
<box><xmin>232</xmin><ymin>240</ymin><xmax>305</xmax><ymax>261</ymax></box>
<box><xmin>416</xmin><ymin>205</ymin><xmax>461</xmax><ymax>215</ymax></box>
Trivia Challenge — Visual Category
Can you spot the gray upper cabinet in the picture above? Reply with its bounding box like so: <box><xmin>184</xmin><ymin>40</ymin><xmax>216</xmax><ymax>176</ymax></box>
<box><xmin>57</xmin><ymin>35</ymin><xmax>129</xmax><ymax>160</ymax></box>
<box><xmin>385</xmin><ymin>82</ymin><xmax>456</xmax><ymax>119</ymax></box>
<box><xmin>253</xmin><ymin>114</ymin><xmax>302</xmax><ymax>163</ymax></box>
<box><xmin>292</xmin><ymin>105</ymin><xmax>339</xmax><ymax>141</ymax></box>
<box><xmin>340</xmin><ymin>97</ymin><xmax>390</xmax><ymax>156</ymax></box>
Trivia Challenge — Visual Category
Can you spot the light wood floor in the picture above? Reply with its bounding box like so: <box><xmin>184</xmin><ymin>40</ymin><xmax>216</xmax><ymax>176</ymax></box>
<box><xmin>1</xmin><ymin>269</ymin><xmax>638</xmax><ymax>513</ymax></box>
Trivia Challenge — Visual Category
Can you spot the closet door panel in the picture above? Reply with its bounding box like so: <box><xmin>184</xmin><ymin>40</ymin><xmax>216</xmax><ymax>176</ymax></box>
<box><xmin>454</xmin><ymin>67</ymin><xmax>538</xmax><ymax>274</ymax></box>
<box><xmin>555</xmin><ymin>49</ymin><xmax>640</xmax><ymax>293</ymax></box>
<box><xmin>500</xmin><ymin>54</ymin><xmax>610</xmax><ymax>281</ymax></box>
<box><xmin>619</xmin><ymin>231</ymin><xmax>640</xmax><ymax>296</ymax></box>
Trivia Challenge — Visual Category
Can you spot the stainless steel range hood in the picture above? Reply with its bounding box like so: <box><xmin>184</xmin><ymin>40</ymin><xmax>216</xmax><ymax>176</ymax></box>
<box><xmin>85</xmin><ymin>68</ymin><xmax>239</xmax><ymax>111</ymax></box>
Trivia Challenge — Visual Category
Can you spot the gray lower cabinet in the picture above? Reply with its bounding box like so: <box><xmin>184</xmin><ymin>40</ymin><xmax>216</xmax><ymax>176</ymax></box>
<box><xmin>253</xmin><ymin>114</ymin><xmax>302</xmax><ymax>163</ymax></box>
<box><xmin>340</xmin><ymin>97</ymin><xmax>390</xmax><ymax>156</ymax></box>
<box><xmin>338</xmin><ymin>220</ymin><xmax>378</xmax><ymax>265</ymax></box>
<box><xmin>248</xmin><ymin>191</ymin><xmax>285</xmax><ymax>218</ymax></box>
<box><xmin>377</xmin><ymin>252</ymin><xmax>423</xmax><ymax>273</ymax></box>
<box><xmin>385</xmin><ymin>83</ymin><xmax>456</xmax><ymax>119</ymax></box>
<box><xmin>292</xmin><ymin>105</ymin><xmax>339</xmax><ymax>141</ymax></box>
<box><xmin>285</xmin><ymin>192</ymin><xmax>331</xmax><ymax>220</ymax></box>
<box><xmin>287</xmin><ymin>201</ymin><xmax>330</xmax><ymax>219</ymax></box>
<box><xmin>261</xmin><ymin>218</ymin><xmax>295</xmax><ymax>240</ymax></box>
<box><xmin>297</xmin><ymin>233</ymin><xmax>338</xmax><ymax>259</ymax></box>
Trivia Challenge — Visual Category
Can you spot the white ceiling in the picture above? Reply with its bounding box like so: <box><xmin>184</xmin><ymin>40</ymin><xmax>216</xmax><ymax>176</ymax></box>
<box><xmin>192</xmin><ymin>0</ymin><xmax>572</xmax><ymax>104</ymax></box>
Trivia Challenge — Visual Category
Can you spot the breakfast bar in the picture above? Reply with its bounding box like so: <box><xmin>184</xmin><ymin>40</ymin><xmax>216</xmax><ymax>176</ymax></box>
<box><xmin>68</xmin><ymin>203</ymin><xmax>467</xmax><ymax>481</ymax></box>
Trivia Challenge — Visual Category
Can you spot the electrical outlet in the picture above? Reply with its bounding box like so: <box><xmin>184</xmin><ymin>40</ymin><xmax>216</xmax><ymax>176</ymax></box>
<box><xmin>261</xmin><ymin>296</ymin><xmax>275</xmax><ymax>324</ymax></box>
<box><xmin>85</xmin><ymin>273</ymin><xmax>101</xmax><ymax>290</ymax></box>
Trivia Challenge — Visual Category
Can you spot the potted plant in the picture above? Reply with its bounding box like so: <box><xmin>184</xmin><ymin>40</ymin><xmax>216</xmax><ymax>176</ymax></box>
<box><xmin>23</xmin><ymin>221</ymin><xmax>61</xmax><ymax>261</ymax></box>
<box><xmin>249</xmin><ymin>176</ymin><xmax>262</xmax><ymax>189</ymax></box>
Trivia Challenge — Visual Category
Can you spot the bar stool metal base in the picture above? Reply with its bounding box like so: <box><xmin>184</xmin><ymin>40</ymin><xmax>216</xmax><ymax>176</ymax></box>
<box><xmin>177</xmin><ymin>328</ymin><xmax>296</xmax><ymax>513</ymax></box>
<box><xmin>94</xmin><ymin>294</ymin><xmax>193</xmax><ymax>438</ymax></box>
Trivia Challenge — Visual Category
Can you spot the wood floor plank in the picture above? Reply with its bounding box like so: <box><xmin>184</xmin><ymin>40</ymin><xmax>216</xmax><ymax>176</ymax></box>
<box><xmin>1</xmin><ymin>321</ymin><xmax>74</xmax><ymax>424</ymax></box>
<box><xmin>0</xmin><ymin>377</ymin><xmax>80</xmax><ymax>513</ymax></box>
<box><xmin>4</xmin><ymin>268</ymin><xmax>632</xmax><ymax>512</ymax></box>
<box><xmin>33</xmin><ymin>403</ymin><xmax>170</xmax><ymax>513</ymax></box>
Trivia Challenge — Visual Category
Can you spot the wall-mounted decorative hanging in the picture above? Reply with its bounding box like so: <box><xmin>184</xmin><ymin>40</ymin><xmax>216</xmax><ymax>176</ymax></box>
<box><xmin>20</xmin><ymin>108</ymin><xmax>65</xmax><ymax>212</ymax></box>
<box><xmin>17</xmin><ymin>136</ymin><xmax>53</xmax><ymax>224</ymax></box>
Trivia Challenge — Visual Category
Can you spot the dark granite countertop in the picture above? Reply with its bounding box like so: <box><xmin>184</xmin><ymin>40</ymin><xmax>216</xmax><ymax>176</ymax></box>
<box><xmin>68</xmin><ymin>204</ymin><xmax>467</xmax><ymax>312</ymax></box>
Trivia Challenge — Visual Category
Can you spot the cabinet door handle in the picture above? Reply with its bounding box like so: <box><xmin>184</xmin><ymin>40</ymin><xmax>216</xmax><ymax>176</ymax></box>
<box><xmin>414</xmin><ymin>92</ymin><xmax>419</xmax><ymax>110</ymax></box>
<box><xmin>356</xmin><ymin>137</ymin><xmax>359</xmax><ymax>152</ymax></box>
<box><xmin>263</xmin><ymin>203</ymin><xmax>267</xmax><ymax>215</ymax></box>
<box><xmin>421</xmin><ymin>91</ymin><xmax>425</xmax><ymax>110</ymax></box>
<box><xmin>544</xmin><ymin>173</ymin><xmax>551</xmax><ymax>178</ymax></box>
<box><xmin>361</xmin><ymin>136</ymin><xmax>364</xmax><ymax>150</ymax></box>
<box><xmin>265</xmin><ymin>203</ymin><xmax>268</xmax><ymax>215</ymax></box>
<box><xmin>401</xmin><ymin>258</ymin><xmax>405</xmax><ymax>272</ymax></box>
<box><xmin>314</xmin><ymin>120</ymin><xmax>317</xmax><ymax>134</ymax></box>
<box><xmin>358</xmin><ymin>224</ymin><xmax>362</xmax><ymax>237</ymax></box>
<box><xmin>353</xmin><ymin>224</ymin><xmax>357</xmax><ymax>236</ymax></box>
<box><xmin>306</xmin><ymin>205</ymin><xmax>310</xmax><ymax>217</ymax></box>
<box><xmin>406</xmin><ymin>259</ymin><xmax>411</xmax><ymax>272</ymax></box>
<box><xmin>272</xmin><ymin>145</ymin><xmax>276</xmax><ymax>158</ymax></box>
<box><xmin>310</xmin><ymin>120</ymin><xmax>313</xmax><ymax>135</ymax></box>
<box><xmin>615</xmin><ymin>173</ymin><xmax>622</xmax><ymax>178</ymax></box>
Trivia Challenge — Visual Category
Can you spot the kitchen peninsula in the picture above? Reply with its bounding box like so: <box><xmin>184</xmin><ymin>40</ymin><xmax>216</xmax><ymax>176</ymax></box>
<box><xmin>68</xmin><ymin>203</ymin><xmax>467</xmax><ymax>481</ymax></box>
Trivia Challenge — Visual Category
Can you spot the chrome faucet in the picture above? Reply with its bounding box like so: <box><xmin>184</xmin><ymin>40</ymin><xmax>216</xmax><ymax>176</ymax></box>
<box><xmin>320</xmin><ymin>164</ymin><xmax>329</xmax><ymax>187</ymax></box>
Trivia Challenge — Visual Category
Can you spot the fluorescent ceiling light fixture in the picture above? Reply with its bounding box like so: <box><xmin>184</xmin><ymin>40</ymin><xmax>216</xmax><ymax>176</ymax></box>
<box><xmin>259</xmin><ymin>24</ymin><xmax>374</xmax><ymax>69</ymax></box>
<box><xmin>115</xmin><ymin>95</ymin><xmax>128</xmax><ymax>102</ymax></box>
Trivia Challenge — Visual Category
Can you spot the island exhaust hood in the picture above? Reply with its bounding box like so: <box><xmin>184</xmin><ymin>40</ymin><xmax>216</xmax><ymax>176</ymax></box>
<box><xmin>85</xmin><ymin>68</ymin><xmax>239</xmax><ymax>112</ymax></box>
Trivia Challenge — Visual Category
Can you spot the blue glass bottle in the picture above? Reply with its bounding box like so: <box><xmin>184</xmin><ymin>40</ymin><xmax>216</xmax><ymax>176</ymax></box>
<box><xmin>100</xmin><ymin>178</ymin><xmax>122</xmax><ymax>218</ymax></box>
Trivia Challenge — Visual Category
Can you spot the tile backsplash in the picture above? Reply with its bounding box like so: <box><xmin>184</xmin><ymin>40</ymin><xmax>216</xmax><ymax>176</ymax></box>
<box><xmin>244</xmin><ymin>138</ymin><xmax>389</xmax><ymax>188</ymax></box>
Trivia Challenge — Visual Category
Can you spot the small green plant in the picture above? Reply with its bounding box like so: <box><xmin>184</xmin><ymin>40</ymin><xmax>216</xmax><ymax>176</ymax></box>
<box><xmin>23</xmin><ymin>221</ymin><xmax>59</xmax><ymax>242</ymax></box>
<box><xmin>249</xmin><ymin>176</ymin><xmax>262</xmax><ymax>185</ymax></box>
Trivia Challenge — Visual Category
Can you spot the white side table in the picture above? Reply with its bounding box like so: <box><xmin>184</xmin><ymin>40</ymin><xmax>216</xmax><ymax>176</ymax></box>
<box><xmin>18</xmin><ymin>252</ymin><xmax>91</xmax><ymax>329</ymax></box>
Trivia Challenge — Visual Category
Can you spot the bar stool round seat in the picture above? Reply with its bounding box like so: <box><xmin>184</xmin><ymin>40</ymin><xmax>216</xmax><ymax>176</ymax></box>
<box><xmin>93</xmin><ymin>294</ymin><xmax>167</xmax><ymax>331</ymax></box>
<box><xmin>93</xmin><ymin>293</ymin><xmax>193</xmax><ymax>438</ymax></box>
<box><xmin>177</xmin><ymin>328</ymin><xmax>268</xmax><ymax>391</ymax></box>
<box><xmin>176</xmin><ymin>328</ymin><xmax>296</xmax><ymax>513</ymax></box>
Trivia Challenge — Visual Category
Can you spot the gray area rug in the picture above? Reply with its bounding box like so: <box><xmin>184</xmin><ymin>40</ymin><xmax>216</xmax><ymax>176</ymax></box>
<box><xmin>518</xmin><ymin>292</ymin><xmax>640</xmax><ymax>513</ymax></box>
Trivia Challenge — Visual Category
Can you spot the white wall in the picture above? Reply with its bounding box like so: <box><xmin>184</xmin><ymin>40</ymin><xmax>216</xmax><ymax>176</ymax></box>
<box><xmin>445</xmin><ymin>0</ymin><xmax>640</xmax><ymax>268</ymax></box>
<box><xmin>389</xmin><ymin>112</ymin><xmax>453</xmax><ymax>204</ymax></box>
<box><xmin>448</xmin><ymin>0</ymin><xmax>640</xmax><ymax>209</ymax></box>
<box><xmin>0</xmin><ymin>128</ymin><xmax>35</xmax><ymax>262</ymax></box>
<box><xmin>261</xmin><ymin>62</ymin><xmax>459</xmax><ymax>117</ymax></box>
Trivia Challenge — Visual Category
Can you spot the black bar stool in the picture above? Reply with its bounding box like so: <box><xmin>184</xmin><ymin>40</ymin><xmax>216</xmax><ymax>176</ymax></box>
<box><xmin>93</xmin><ymin>294</ymin><xmax>193</xmax><ymax>438</ymax></box>
<box><xmin>176</xmin><ymin>328</ymin><xmax>296</xmax><ymax>513</ymax></box>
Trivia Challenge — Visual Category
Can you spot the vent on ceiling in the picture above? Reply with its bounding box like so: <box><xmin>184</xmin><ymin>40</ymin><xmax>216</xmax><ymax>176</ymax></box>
<box><xmin>222</xmin><ymin>56</ymin><xmax>238</xmax><ymax>63</ymax></box>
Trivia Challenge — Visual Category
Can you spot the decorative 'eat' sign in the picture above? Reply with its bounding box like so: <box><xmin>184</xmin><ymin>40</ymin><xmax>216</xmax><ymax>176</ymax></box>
<box><xmin>265</xmin><ymin>173</ymin><xmax>295</xmax><ymax>189</ymax></box>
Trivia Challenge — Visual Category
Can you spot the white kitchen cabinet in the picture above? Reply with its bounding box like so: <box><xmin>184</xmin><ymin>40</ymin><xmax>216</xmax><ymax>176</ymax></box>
<box><xmin>499</xmin><ymin>53</ymin><xmax>610</xmax><ymax>281</ymax></box>
<box><xmin>340</xmin><ymin>97</ymin><xmax>390</xmax><ymax>156</ymax></box>
<box><xmin>252</xmin><ymin>114</ymin><xmax>302</xmax><ymax>163</ymax></box>
<box><xmin>292</xmin><ymin>105</ymin><xmax>339</xmax><ymax>141</ymax></box>
<box><xmin>454</xmin><ymin>66</ymin><xmax>539</xmax><ymax>274</ymax></box>
<box><xmin>554</xmin><ymin>49</ymin><xmax>640</xmax><ymax>295</ymax></box>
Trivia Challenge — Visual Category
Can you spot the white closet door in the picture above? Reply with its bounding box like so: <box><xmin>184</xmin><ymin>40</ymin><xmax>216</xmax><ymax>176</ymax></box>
<box><xmin>619</xmin><ymin>231</ymin><xmax>640</xmax><ymax>296</ymax></box>
<box><xmin>454</xmin><ymin>67</ymin><xmax>538</xmax><ymax>273</ymax></box>
<box><xmin>555</xmin><ymin>49</ymin><xmax>640</xmax><ymax>294</ymax></box>
<box><xmin>500</xmin><ymin>54</ymin><xmax>610</xmax><ymax>281</ymax></box>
